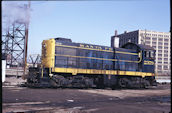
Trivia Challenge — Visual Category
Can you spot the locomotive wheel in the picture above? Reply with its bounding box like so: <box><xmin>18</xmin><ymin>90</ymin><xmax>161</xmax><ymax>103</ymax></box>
<box><xmin>142</xmin><ymin>79</ymin><xmax>150</xmax><ymax>88</ymax></box>
<box><xmin>118</xmin><ymin>78</ymin><xmax>128</xmax><ymax>88</ymax></box>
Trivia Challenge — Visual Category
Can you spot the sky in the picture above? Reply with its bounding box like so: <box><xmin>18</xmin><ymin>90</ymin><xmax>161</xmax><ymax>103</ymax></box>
<box><xmin>2</xmin><ymin>0</ymin><xmax>170</xmax><ymax>56</ymax></box>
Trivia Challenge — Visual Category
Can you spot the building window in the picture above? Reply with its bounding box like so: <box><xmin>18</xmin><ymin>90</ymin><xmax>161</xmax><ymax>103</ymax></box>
<box><xmin>164</xmin><ymin>62</ymin><xmax>168</xmax><ymax>64</ymax></box>
<box><xmin>158</xmin><ymin>50</ymin><xmax>162</xmax><ymax>53</ymax></box>
<box><xmin>158</xmin><ymin>71</ymin><xmax>162</xmax><ymax>73</ymax></box>
<box><xmin>152</xmin><ymin>46</ymin><xmax>156</xmax><ymax>49</ymax></box>
<box><xmin>164</xmin><ymin>35</ymin><xmax>169</xmax><ymax>38</ymax></box>
<box><xmin>164</xmin><ymin>65</ymin><xmax>168</xmax><ymax>70</ymax></box>
<box><xmin>152</xmin><ymin>42</ymin><xmax>156</xmax><ymax>45</ymax></box>
<box><xmin>158</xmin><ymin>38</ymin><xmax>163</xmax><ymax>41</ymax></box>
<box><xmin>158</xmin><ymin>54</ymin><xmax>162</xmax><ymax>57</ymax></box>
<box><xmin>164</xmin><ymin>50</ymin><xmax>168</xmax><ymax>53</ymax></box>
<box><xmin>158</xmin><ymin>61</ymin><xmax>162</xmax><ymax>64</ymax></box>
<box><xmin>164</xmin><ymin>39</ymin><xmax>169</xmax><ymax>42</ymax></box>
<box><xmin>145</xmin><ymin>37</ymin><xmax>151</xmax><ymax>40</ymax></box>
<box><xmin>164</xmin><ymin>54</ymin><xmax>168</xmax><ymax>57</ymax></box>
<box><xmin>131</xmin><ymin>37</ymin><xmax>134</xmax><ymax>42</ymax></box>
<box><xmin>164</xmin><ymin>47</ymin><xmax>168</xmax><ymax>49</ymax></box>
<box><xmin>164</xmin><ymin>43</ymin><xmax>168</xmax><ymax>45</ymax></box>
<box><xmin>152</xmin><ymin>37</ymin><xmax>157</xmax><ymax>41</ymax></box>
<box><xmin>158</xmin><ymin>58</ymin><xmax>162</xmax><ymax>60</ymax></box>
<box><xmin>146</xmin><ymin>33</ymin><xmax>151</xmax><ymax>36</ymax></box>
<box><xmin>158</xmin><ymin>46</ymin><xmax>162</xmax><ymax>49</ymax></box>
<box><xmin>158</xmin><ymin>42</ymin><xmax>163</xmax><ymax>45</ymax></box>
<box><xmin>158</xmin><ymin>65</ymin><xmax>162</xmax><ymax>69</ymax></box>
<box><xmin>164</xmin><ymin>58</ymin><xmax>168</xmax><ymax>61</ymax></box>
<box><xmin>128</xmin><ymin>38</ymin><xmax>131</xmax><ymax>42</ymax></box>
<box><xmin>145</xmin><ymin>41</ymin><xmax>150</xmax><ymax>44</ymax></box>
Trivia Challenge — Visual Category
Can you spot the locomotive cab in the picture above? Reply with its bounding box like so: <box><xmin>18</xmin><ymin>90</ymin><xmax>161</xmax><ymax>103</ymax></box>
<box><xmin>122</xmin><ymin>43</ymin><xmax>156</xmax><ymax>74</ymax></box>
<box><xmin>142</xmin><ymin>49</ymin><xmax>156</xmax><ymax>73</ymax></box>
<box><xmin>142</xmin><ymin>48</ymin><xmax>156</xmax><ymax>86</ymax></box>
<box><xmin>121</xmin><ymin>43</ymin><xmax>157</xmax><ymax>87</ymax></box>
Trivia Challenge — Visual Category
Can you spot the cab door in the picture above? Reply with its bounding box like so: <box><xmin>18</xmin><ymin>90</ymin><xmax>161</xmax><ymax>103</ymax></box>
<box><xmin>143</xmin><ymin>50</ymin><xmax>155</xmax><ymax>73</ymax></box>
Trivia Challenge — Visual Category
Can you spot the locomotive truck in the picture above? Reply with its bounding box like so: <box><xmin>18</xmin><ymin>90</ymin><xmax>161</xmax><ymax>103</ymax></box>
<box><xmin>26</xmin><ymin>37</ymin><xmax>157</xmax><ymax>88</ymax></box>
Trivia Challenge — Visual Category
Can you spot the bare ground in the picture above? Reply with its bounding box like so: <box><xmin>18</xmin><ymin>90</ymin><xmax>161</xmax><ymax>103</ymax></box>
<box><xmin>2</xmin><ymin>83</ymin><xmax>171</xmax><ymax>113</ymax></box>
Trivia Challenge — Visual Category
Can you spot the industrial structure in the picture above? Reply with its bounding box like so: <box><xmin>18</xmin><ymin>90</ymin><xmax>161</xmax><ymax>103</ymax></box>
<box><xmin>2</xmin><ymin>2</ymin><xmax>30</xmax><ymax>79</ymax></box>
<box><xmin>111</xmin><ymin>30</ymin><xmax>171</xmax><ymax>76</ymax></box>
<box><xmin>2</xmin><ymin>22</ymin><xmax>28</xmax><ymax>67</ymax></box>
<box><xmin>27</xmin><ymin>54</ymin><xmax>41</xmax><ymax>67</ymax></box>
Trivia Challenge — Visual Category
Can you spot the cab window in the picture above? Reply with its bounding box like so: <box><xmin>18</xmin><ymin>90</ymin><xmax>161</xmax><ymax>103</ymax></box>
<box><xmin>144</xmin><ymin>50</ymin><xmax>155</xmax><ymax>58</ymax></box>
<box><xmin>150</xmin><ymin>51</ymin><xmax>155</xmax><ymax>58</ymax></box>
<box><xmin>147</xmin><ymin>51</ymin><xmax>150</xmax><ymax>57</ymax></box>
<box><xmin>144</xmin><ymin>51</ymin><xmax>149</xmax><ymax>58</ymax></box>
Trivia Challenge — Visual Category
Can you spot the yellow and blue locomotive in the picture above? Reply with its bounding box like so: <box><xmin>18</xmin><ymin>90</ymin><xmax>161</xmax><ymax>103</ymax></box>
<box><xmin>27</xmin><ymin>38</ymin><xmax>157</xmax><ymax>88</ymax></box>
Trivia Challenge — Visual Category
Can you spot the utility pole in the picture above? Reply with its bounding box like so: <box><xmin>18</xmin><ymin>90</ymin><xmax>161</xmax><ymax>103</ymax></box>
<box><xmin>144</xmin><ymin>29</ymin><xmax>146</xmax><ymax>45</ymax></box>
<box><xmin>23</xmin><ymin>1</ymin><xmax>31</xmax><ymax>79</ymax></box>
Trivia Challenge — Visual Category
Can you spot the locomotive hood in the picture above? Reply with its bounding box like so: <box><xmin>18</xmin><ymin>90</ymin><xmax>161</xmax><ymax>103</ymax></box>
<box><xmin>121</xmin><ymin>42</ymin><xmax>155</xmax><ymax>52</ymax></box>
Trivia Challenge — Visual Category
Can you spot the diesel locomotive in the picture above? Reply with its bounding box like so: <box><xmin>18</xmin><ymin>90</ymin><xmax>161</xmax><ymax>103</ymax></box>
<box><xmin>26</xmin><ymin>37</ymin><xmax>157</xmax><ymax>88</ymax></box>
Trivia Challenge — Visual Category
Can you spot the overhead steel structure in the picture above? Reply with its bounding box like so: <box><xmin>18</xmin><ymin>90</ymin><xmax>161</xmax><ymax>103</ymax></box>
<box><xmin>28</xmin><ymin>54</ymin><xmax>41</xmax><ymax>67</ymax></box>
<box><xmin>2</xmin><ymin>22</ymin><xmax>27</xmax><ymax>67</ymax></box>
<box><xmin>2</xmin><ymin>2</ymin><xmax>30</xmax><ymax>77</ymax></box>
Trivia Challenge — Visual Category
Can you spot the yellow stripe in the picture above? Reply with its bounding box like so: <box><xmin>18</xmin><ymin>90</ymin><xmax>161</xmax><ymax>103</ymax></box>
<box><xmin>144</xmin><ymin>61</ymin><xmax>154</xmax><ymax>65</ymax></box>
<box><xmin>41</xmin><ymin>65</ymin><xmax>43</xmax><ymax>78</ymax></box>
<box><xmin>115</xmin><ymin>51</ymin><xmax>138</xmax><ymax>55</ymax></box>
<box><xmin>55</xmin><ymin>54</ymin><xmax>140</xmax><ymax>63</ymax></box>
<box><xmin>55</xmin><ymin>44</ymin><xmax>138</xmax><ymax>55</ymax></box>
<box><xmin>52</xmin><ymin>67</ymin><xmax>154</xmax><ymax>77</ymax></box>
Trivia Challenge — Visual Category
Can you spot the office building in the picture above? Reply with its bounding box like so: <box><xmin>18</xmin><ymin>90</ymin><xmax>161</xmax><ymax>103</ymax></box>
<box><xmin>111</xmin><ymin>30</ymin><xmax>171</xmax><ymax>75</ymax></box>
